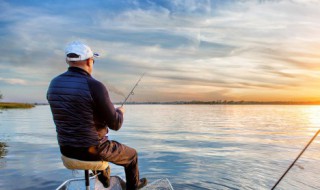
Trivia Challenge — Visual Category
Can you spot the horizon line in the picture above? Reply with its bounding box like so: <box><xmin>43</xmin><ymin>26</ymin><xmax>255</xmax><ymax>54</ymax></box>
<box><xmin>23</xmin><ymin>100</ymin><xmax>320</xmax><ymax>105</ymax></box>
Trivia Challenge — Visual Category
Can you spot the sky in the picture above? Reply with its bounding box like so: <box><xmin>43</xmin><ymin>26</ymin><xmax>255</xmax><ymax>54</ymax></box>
<box><xmin>0</xmin><ymin>0</ymin><xmax>320</xmax><ymax>103</ymax></box>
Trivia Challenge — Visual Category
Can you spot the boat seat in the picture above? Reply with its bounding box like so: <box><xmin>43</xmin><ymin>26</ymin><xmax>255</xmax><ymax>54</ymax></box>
<box><xmin>61</xmin><ymin>155</ymin><xmax>109</xmax><ymax>170</ymax></box>
<box><xmin>61</xmin><ymin>155</ymin><xmax>109</xmax><ymax>190</ymax></box>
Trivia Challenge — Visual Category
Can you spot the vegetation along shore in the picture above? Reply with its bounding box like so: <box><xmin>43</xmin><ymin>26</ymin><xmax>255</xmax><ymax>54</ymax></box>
<box><xmin>0</xmin><ymin>102</ymin><xmax>35</xmax><ymax>109</ymax></box>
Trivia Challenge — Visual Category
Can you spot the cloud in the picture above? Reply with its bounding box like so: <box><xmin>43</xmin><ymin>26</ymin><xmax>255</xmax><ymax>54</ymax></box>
<box><xmin>1</xmin><ymin>0</ymin><xmax>320</xmax><ymax>102</ymax></box>
<box><xmin>0</xmin><ymin>77</ymin><xmax>27</xmax><ymax>85</ymax></box>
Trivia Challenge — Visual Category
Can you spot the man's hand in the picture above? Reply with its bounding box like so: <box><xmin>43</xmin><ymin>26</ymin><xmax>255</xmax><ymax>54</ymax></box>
<box><xmin>117</xmin><ymin>107</ymin><xmax>125</xmax><ymax>114</ymax></box>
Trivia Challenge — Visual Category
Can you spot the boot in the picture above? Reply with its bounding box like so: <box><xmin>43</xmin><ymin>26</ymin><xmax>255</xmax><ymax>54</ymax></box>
<box><xmin>137</xmin><ymin>178</ymin><xmax>147</xmax><ymax>189</ymax></box>
<box><xmin>94</xmin><ymin>167</ymin><xmax>111</xmax><ymax>188</ymax></box>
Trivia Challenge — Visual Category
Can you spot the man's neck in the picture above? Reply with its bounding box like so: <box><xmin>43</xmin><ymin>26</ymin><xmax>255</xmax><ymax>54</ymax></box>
<box><xmin>68</xmin><ymin>65</ymin><xmax>91</xmax><ymax>75</ymax></box>
<box><xmin>68</xmin><ymin>66</ymin><xmax>91</xmax><ymax>76</ymax></box>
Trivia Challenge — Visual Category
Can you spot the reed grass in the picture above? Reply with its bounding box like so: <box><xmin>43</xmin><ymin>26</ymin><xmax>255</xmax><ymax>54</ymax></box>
<box><xmin>0</xmin><ymin>102</ymin><xmax>35</xmax><ymax>109</ymax></box>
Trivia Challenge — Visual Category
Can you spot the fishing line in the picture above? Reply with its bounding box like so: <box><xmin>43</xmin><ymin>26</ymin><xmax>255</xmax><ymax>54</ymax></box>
<box><xmin>271</xmin><ymin>129</ymin><xmax>320</xmax><ymax>190</ymax></box>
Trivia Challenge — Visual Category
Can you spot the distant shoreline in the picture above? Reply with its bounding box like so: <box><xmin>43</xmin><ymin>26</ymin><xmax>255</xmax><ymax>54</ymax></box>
<box><xmin>0</xmin><ymin>102</ymin><xmax>35</xmax><ymax>109</ymax></box>
<box><xmin>4</xmin><ymin>101</ymin><xmax>320</xmax><ymax>107</ymax></box>
<box><xmin>115</xmin><ymin>101</ymin><xmax>320</xmax><ymax>105</ymax></box>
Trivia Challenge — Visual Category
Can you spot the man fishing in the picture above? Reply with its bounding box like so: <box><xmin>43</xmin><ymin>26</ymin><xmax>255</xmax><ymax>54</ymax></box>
<box><xmin>47</xmin><ymin>41</ymin><xmax>147</xmax><ymax>190</ymax></box>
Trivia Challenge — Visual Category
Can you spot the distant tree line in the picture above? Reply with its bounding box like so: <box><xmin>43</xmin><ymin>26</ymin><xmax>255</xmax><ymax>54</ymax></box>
<box><xmin>120</xmin><ymin>100</ymin><xmax>320</xmax><ymax>105</ymax></box>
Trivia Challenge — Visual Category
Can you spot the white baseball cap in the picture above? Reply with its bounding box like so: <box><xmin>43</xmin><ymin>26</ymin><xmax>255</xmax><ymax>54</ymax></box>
<box><xmin>65</xmin><ymin>41</ymin><xmax>99</xmax><ymax>61</ymax></box>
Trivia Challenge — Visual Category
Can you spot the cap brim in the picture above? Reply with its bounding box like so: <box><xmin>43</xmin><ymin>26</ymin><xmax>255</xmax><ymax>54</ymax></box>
<box><xmin>66</xmin><ymin>57</ymin><xmax>82</xmax><ymax>61</ymax></box>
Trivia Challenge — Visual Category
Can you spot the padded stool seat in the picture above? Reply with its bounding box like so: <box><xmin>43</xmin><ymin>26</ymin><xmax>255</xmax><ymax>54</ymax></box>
<box><xmin>61</xmin><ymin>155</ymin><xmax>109</xmax><ymax>170</ymax></box>
<box><xmin>61</xmin><ymin>155</ymin><xmax>109</xmax><ymax>190</ymax></box>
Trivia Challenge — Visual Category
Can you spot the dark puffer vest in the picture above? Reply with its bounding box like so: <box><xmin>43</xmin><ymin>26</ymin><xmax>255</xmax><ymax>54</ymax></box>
<box><xmin>47</xmin><ymin>68</ymin><xmax>97</xmax><ymax>147</ymax></box>
<box><xmin>47</xmin><ymin>67</ymin><xmax>123</xmax><ymax>148</ymax></box>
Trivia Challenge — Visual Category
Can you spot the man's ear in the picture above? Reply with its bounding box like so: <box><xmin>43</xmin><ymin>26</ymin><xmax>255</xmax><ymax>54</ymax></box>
<box><xmin>86</xmin><ymin>59</ymin><xmax>91</xmax><ymax>67</ymax></box>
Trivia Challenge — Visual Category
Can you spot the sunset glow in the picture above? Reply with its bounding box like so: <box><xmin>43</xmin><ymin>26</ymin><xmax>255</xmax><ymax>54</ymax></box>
<box><xmin>1</xmin><ymin>0</ymin><xmax>320</xmax><ymax>103</ymax></box>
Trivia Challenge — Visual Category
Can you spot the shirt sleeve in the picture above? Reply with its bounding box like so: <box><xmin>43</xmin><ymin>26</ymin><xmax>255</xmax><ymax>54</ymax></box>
<box><xmin>87</xmin><ymin>77</ymin><xmax>124</xmax><ymax>131</ymax></box>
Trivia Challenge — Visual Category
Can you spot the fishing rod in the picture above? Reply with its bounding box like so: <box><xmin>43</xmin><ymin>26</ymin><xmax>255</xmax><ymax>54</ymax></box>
<box><xmin>271</xmin><ymin>129</ymin><xmax>320</xmax><ymax>190</ymax></box>
<box><xmin>121</xmin><ymin>72</ymin><xmax>145</xmax><ymax>107</ymax></box>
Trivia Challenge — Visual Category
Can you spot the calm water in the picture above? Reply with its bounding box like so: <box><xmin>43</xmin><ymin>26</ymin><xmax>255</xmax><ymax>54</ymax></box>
<box><xmin>1</xmin><ymin>105</ymin><xmax>320</xmax><ymax>190</ymax></box>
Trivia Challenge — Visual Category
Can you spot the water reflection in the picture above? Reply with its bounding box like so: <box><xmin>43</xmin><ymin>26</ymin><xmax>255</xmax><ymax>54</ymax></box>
<box><xmin>0</xmin><ymin>142</ymin><xmax>8</xmax><ymax>169</ymax></box>
<box><xmin>0</xmin><ymin>142</ymin><xmax>8</xmax><ymax>158</ymax></box>
<box><xmin>1</xmin><ymin>105</ymin><xmax>320</xmax><ymax>190</ymax></box>
<box><xmin>305</xmin><ymin>106</ymin><xmax>320</xmax><ymax>134</ymax></box>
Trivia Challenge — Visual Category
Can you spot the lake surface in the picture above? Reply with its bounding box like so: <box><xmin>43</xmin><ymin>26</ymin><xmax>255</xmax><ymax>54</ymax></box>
<box><xmin>1</xmin><ymin>105</ymin><xmax>320</xmax><ymax>190</ymax></box>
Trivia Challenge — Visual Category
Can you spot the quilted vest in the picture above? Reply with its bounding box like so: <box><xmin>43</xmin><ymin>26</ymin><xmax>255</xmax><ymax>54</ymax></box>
<box><xmin>47</xmin><ymin>68</ymin><xmax>99</xmax><ymax>147</ymax></box>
